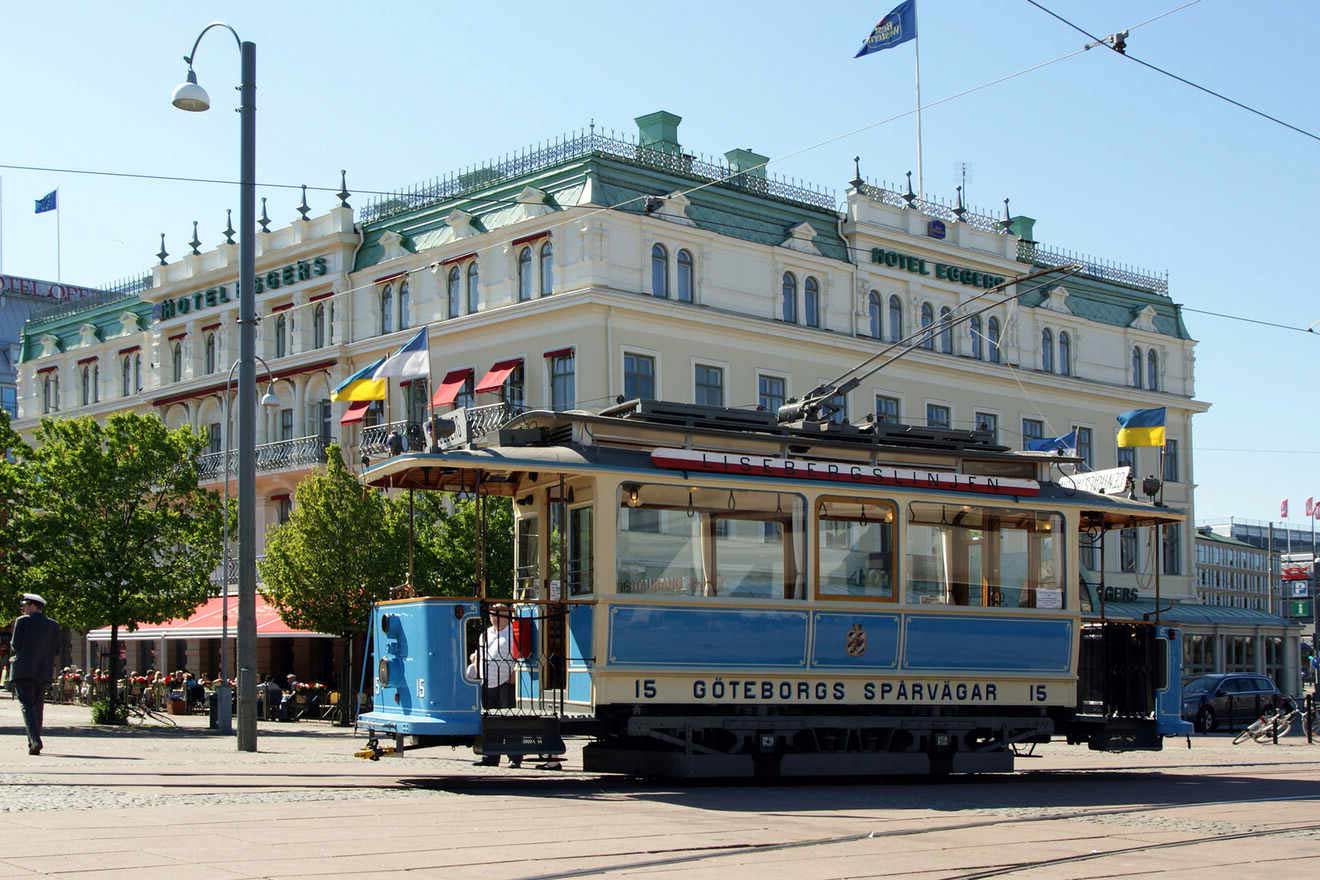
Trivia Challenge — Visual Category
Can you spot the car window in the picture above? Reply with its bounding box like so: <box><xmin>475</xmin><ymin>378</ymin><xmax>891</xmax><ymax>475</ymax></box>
<box><xmin>1256</xmin><ymin>677</ymin><xmax>1275</xmax><ymax>692</ymax></box>
<box><xmin>1184</xmin><ymin>677</ymin><xmax>1216</xmax><ymax>695</ymax></box>
<box><xmin>1222</xmin><ymin>679</ymin><xmax>1248</xmax><ymax>694</ymax></box>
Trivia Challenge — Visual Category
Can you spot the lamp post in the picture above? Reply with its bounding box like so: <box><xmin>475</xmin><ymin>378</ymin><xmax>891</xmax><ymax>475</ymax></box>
<box><xmin>216</xmin><ymin>358</ymin><xmax>280</xmax><ymax>734</ymax></box>
<box><xmin>173</xmin><ymin>22</ymin><xmax>260</xmax><ymax>751</ymax></box>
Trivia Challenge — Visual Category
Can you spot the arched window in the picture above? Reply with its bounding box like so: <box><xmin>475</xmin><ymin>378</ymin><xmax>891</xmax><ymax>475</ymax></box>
<box><xmin>1147</xmin><ymin>349</ymin><xmax>1158</xmax><ymax>391</ymax></box>
<box><xmin>466</xmin><ymin>261</ymin><xmax>479</xmax><ymax>313</ymax></box>
<box><xmin>919</xmin><ymin>303</ymin><xmax>934</xmax><ymax>350</ymax></box>
<box><xmin>380</xmin><ymin>284</ymin><xmax>393</xmax><ymax>335</ymax></box>
<box><xmin>121</xmin><ymin>356</ymin><xmax>132</xmax><ymax>397</ymax></box>
<box><xmin>518</xmin><ymin>246</ymin><xmax>534</xmax><ymax>302</ymax></box>
<box><xmin>540</xmin><ymin>241</ymin><xmax>554</xmax><ymax>296</ymax></box>
<box><xmin>970</xmin><ymin>316</ymin><xmax>983</xmax><ymax>360</ymax></box>
<box><xmin>868</xmin><ymin>291</ymin><xmax>882</xmax><ymax>338</ymax></box>
<box><xmin>939</xmin><ymin>307</ymin><xmax>953</xmax><ymax>354</ymax></box>
<box><xmin>172</xmin><ymin>343</ymin><xmax>182</xmax><ymax>382</ymax></box>
<box><xmin>398</xmin><ymin>280</ymin><xmax>410</xmax><ymax>330</ymax></box>
<box><xmin>328</xmin><ymin>302</ymin><xmax>336</xmax><ymax>344</ymax></box>
<box><xmin>804</xmin><ymin>277</ymin><xmax>820</xmax><ymax>328</ymax></box>
<box><xmin>206</xmin><ymin>334</ymin><xmax>217</xmax><ymax>374</ymax></box>
<box><xmin>275</xmin><ymin>313</ymin><xmax>288</xmax><ymax>358</ymax></box>
<box><xmin>41</xmin><ymin>375</ymin><xmax>51</xmax><ymax>414</ymax></box>
<box><xmin>1041</xmin><ymin>328</ymin><xmax>1054</xmax><ymax>372</ymax></box>
<box><xmin>313</xmin><ymin>304</ymin><xmax>326</xmax><ymax>348</ymax></box>
<box><xmin>1058</xmin><ymin>331</ymin><xmax>1071</xmax><ymax>376</ymax></box>
<box><xmin>1131</xmin><ymin>347</ymin><xmax>1143</xmax><ymax>388</ymax></box>
<box><xmin>676</xmin><ymin>249</ymin><xmax>693</xmax><ymax>303</ymax></box>
<box><xmin>651</xmin><ymin>244</ymin><xmax>669</xmax><ymax>298</ymax></box>
<box><xmin>781</xmin><ymin>272</ymin><xmax>798</xmax><ymax>322</ymax></box>
<box><xmin>52</xmin><ymin>374</ymin><xmax>59</xmax><ymax>410</ymax></box>
<box><xmin>988</xmin><ymin>317</ymin><xmax>1001</xmax><ymax>363</ymax></box>
<box><xmin>134</xmin><ymin>353</ymin><xmax>142</xmax><ymax>392</ymax></box>
<box><xmin>447</xmin><ymin>266</ymin><xmax>462</xmax><ymax>317</ymax></box>
<box><xmin>81</xmin><ymin>366</ymin><xmax>90</xmax><ymax>406</ymax></box>
<box><xmin>888</xmin><ymin>295</ymin><xmax>903</xmax><ymax>342</ymax></box>
<box><xmin>92</xmin><ymin>364</ymin><xmax>99</xmax><ymax>402</ymax></box>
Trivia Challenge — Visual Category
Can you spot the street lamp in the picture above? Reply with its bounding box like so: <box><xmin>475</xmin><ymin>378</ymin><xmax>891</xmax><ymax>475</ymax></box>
<box><xmin>215</xmin><ymin>358</ymin><xmax>280</xmax><ymax>735</ymax></box>
<box><xmin>173</xmin><ymin>21</ymin><xmax>260</xmax><ymax>751</ymax></box>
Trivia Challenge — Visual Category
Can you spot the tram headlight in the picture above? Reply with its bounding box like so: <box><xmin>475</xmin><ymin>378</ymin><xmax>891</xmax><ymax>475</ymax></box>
<box><xmin>378</xmin><ymin>658</ymin><xmax>390</xmax><ymax>688</ymax></box>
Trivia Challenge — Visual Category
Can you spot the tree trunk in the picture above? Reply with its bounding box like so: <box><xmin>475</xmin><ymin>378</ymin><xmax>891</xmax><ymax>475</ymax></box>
<box><xmin>337</xmin><ymin>635</ymin><xmax>352</xmax><ymax>727</ymax></box>
<box><xmin>108</xmin><ymin>623</ymin><xmax>121</xmax><ymax>723</ymax></box>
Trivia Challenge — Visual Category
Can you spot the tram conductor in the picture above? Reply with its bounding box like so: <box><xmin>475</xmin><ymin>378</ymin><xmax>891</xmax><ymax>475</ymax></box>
<box><xmin>9</xmin><ymin>594</ymin><xmax>62</xmax><ymax>756</ymax></box>
<box><xmin>468</xmin><ymin>604</ymin><xmax>516</xmax><ymax>711</ymax></box>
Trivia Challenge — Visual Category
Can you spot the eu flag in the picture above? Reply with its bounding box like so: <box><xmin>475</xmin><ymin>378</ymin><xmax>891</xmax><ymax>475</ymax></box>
<box><xmin>34</xmin><ymin>190</ymin><xmax>57</xmax><ymax>214</ymax></box>
<box><xmin>855</xmin><ymin>0</ymin><xmax>918</xmax><ymax>58</ymax></box>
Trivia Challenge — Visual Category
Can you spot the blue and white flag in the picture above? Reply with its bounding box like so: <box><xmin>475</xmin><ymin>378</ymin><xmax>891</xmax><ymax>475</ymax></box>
<box><xmin>1027</xmin><ymin>430</ymin><xmax>1077</xmax><ymax>454</ymax></box>
<box><xmin>854</xmin><ymin>0</ymin><xmax>918</xmax><ymax>58</ymax></box>
<box><xmin>34</xmin><ymin>190</ymin><xmax>57</xmax><ymax>214</ymax></box>
<box><xmin>373</xmin><ymin>327</ymin><xmax>430</xmax><ymax>380</ymax></box>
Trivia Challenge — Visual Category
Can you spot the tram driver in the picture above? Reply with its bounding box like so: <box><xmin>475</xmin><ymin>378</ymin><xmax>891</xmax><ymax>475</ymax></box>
<box><xmin>468</xmin><ymin>604</ymin><xmax>516</xmax><ymax>711</ymax></box>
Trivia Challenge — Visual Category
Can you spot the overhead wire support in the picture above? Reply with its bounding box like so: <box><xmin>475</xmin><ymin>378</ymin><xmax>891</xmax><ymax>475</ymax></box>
<box><xmin>778</xmin><ymin>263</ymin><xmax>1083</xmax><ymax>424</ymax></box>
<box><xmin>1025</xmin><ymin>0</ymin><xmax>1320</xmax><ymax>144</ymax></box>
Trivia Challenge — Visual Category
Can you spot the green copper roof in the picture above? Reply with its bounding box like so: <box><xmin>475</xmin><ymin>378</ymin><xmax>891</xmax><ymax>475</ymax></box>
<box><xmin>19</xmin><ymin>294</ymin><xmax>152</xmax><ymax>363</ymax></box>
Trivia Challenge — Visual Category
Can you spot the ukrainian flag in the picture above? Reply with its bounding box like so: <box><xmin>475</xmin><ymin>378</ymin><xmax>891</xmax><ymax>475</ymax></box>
<box><xmin>1116</xmin><ymin>407</ymin><xmax>1166</xmax><ymax>448</ymax></box>
<box><xmin>330</xmin><ymin>357</ymin><xmax>386</xmax><ymax>402</ymax></box>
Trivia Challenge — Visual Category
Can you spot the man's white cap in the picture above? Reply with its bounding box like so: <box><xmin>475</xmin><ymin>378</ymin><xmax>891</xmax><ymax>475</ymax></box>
<box><xmin>21</xmin><ymin>593</ymin><xmax>46</xmax><ymax>607</ymax></box>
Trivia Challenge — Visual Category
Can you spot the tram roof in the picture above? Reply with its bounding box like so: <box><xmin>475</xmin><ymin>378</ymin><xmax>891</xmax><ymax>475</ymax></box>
<box><xmin>362</xmin><ymin>404</ymin><xmax>1182</xmax><ymax>529</ymax></box>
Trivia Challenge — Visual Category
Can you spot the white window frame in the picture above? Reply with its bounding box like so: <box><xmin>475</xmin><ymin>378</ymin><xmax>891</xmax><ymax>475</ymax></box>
<box><xmin>691</xmin><ymin>356</ymin><xmax>730</xmax><ymax>408</ymax></box>
<box><xmin>620</xmin><ymin>345</ymin><xmax>662</xmax><ymax>402</ymax></box>
<box><xmin>923</xmin><ymin>398</ymin><xmax>953</xmax><ymax>429</ymax></box>
<box><xmin>755</xmin><ymin>370</ymin><xmax>790</xmax><ymax>415</ymax></box>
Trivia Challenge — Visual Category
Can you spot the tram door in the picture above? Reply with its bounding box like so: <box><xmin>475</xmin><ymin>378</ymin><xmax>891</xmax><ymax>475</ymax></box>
<box><xmin>544</xmin><ymin>497</ymin><xmax>569</xmax><ymax>691</ymax></box>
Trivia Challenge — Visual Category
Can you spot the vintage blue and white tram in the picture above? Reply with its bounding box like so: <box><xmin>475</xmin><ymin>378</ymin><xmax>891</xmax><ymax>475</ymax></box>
<box><xmin>357</xmin><ymin>399</ymin><xmax>1190</xmax><ymax>777</ymax></box>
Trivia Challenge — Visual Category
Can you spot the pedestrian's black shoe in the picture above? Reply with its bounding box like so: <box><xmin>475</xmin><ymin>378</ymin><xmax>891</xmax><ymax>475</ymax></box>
<box><xmin>28</xmin><ymin>745</ymin><xmax>40</xmax><ymax>756</ymax></box>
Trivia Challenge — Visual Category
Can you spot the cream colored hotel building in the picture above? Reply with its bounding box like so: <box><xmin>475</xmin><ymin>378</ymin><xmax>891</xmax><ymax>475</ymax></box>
<box><xmin>18</xmin><ymin>110</ymin><xmax>1233</xmax><ymax>670</ymax></box>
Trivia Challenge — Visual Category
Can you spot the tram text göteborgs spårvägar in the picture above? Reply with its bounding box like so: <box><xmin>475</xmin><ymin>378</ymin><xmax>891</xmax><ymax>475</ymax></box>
<box><xmin>356</xmin><ymin>399</ymin><xmax>1192</xmax><ymax>777</ymax></box>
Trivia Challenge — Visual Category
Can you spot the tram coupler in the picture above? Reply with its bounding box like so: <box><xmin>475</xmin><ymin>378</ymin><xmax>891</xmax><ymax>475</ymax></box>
<box><xmin>355</xmin><ymin>731</ymin><xmax>408</xmax><ymax>760</ymax></box>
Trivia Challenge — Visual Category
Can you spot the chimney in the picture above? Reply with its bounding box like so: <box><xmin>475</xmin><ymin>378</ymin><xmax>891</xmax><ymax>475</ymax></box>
<box><xmin>723</xmin><ymin>149</ymin><xmax>769</xmax><ymax>179</ymax></box>
<box><xmin>1007</xmin><ymin>215</ymin><xmax>1036</xmax><ymax>243</ymax></box>
<box><xmin>635</xmin><ymin>111</ymin><xmax>682</xmax><ymax>154</ymax></box>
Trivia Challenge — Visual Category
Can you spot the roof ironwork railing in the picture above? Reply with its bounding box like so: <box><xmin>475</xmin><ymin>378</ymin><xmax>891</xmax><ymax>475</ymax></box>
<box><xmin>1018</xmin><ymin>240</ymin><xmax>1168</xmax><ymax>294</ymax></box>
<box><xmin>358</xmin><ymin>127</ymin><xmax>838</xmax><ymax>224</ymax></box>
<box><xmin>856</xmin><ymin>179</ymin><xmax>1005</xmax><ymax>233</ymax></box>
<box><xmin>24</xmin><ymin>274</ymin><xmax>154</xmax><ymax>325</ymax></box>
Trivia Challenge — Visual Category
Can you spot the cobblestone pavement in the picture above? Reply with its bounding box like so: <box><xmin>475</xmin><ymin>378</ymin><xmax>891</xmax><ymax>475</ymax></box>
<box><xmin>4</xmin><ymin>697</ymin><xmax>1320</xmax><ymax>878</ymax></box>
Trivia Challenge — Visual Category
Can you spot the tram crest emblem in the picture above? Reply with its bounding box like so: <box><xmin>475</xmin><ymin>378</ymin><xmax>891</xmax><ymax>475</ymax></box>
<box><xmin>845</xmin><ymin>623</ymin><xmax>867</xmax><ymax>657</ymax></box>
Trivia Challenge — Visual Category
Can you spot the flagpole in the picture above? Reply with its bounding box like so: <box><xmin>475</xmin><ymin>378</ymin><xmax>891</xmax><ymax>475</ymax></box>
<box><xmin>56</xmin><ymin>193</ymin><xmax>62</xmax><ymax>281</ymax></box>
<box><xmin>0</xmin><ymin>177</ymin><xmax>5</xmax><ymax>273</ymax></box>
<box><xmin>913</xmin><ymin>9</ymin><xmax>924</xmax><ymax>200</ymax></box>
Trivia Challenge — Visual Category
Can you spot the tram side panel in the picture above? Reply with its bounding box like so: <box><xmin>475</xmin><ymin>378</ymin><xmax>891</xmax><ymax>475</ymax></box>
<box><xmin>358</xmin><ymin>599</ymin><xmax>482</xmax><ymax>741</ymax></box>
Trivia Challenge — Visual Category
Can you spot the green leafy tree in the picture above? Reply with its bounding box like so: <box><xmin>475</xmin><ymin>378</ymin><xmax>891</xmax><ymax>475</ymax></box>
<box><xmin>22</xmin><ymin>413</ymin><xmax>222</xmax><ymax>721</ymax></box>
<box><xmin>0</xmin><ymin>409</ymin><xmax>32</xmax><ymax>607</ymax></box>
<box><xmin>260</xmin><ymin>444</ymin><xmax>409</xmax><ymax>716</ymax></box>
<box><xmin>410</xmin><ymin>494</ymin><xmax>514</xmax><ymax>598</ymax></box>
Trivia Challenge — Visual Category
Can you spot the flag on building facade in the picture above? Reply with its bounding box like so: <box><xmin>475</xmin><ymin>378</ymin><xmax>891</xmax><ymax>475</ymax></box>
<box><xmin>1115</xmin><ymin>407</ymin><xmax>1166</xmax><ymax>448</ymax></box>
<box><xmin>1308</xmin><ymin>497</ymin><xmax>1314</xmax><ymax>518</ymax></box>
<box><xmin>34</xmin><ymin>190</ymin><xmax>57</xmax><ymax>214</ymax></box>
<box><xmin>330</xmin><ymin>357</ymin><xmax>387</xmax><ymax>402</ymax></box>
<box><xmin>854</xmin><ymin>0</ymin><xmax>917</xmax><ymax>57</ymax></box>
<box><xmin>372</xmin><ymin>327</ymin><xmax>429</xmax><ymax>380</ymax></box>
<box><xmin>1282</xmin><ymin>498</ymin><xmax>1290</xmax><ymax>519</ymax></box>
<box><xmin>1026</xmin><ymin>430</ymin><xmax>1077</xmax><ymax>454</ymax></box>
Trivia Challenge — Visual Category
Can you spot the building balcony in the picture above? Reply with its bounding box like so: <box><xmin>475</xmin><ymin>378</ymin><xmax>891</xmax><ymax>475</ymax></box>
<box><xmin>198</xmin><ymin>435</ymin><xmax>328</xmax><ymax>483</ymax></box>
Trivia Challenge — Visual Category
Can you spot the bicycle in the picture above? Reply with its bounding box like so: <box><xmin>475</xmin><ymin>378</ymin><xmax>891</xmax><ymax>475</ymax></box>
<box><xmin>1232</xmin><ymin>699</ymin><xmax>1317</xmax><ymax>745</ymax></box>
<box><xmin>127</xmin><ymin>689</ymin><xmax>177</xmax><ymax>728</ymax></box>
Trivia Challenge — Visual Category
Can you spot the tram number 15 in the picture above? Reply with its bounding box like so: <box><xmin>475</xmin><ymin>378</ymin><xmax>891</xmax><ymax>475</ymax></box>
<box><xmin>634</xmin><ymin>679</ymin><xmax>657</xmax><ymax>699</ymax></box>
<box><xmin>1028</xmin><ymin>684</ymin><xmax>1048</xmax><ymax>702</ymax></box>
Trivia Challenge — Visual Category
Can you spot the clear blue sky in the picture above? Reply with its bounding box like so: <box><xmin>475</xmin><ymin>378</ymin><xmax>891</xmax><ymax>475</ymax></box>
<box><xmin>3</xmin><ymin>1</ymin><xmax>1315</xmax><ymax>524</ymax></box>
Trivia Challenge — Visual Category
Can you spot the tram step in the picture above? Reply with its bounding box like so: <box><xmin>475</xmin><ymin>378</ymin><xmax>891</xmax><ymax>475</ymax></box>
<box><xmin>476</xmin><ymin>716</ymin><xmax>565</xmax><ymax>758</ymax></box>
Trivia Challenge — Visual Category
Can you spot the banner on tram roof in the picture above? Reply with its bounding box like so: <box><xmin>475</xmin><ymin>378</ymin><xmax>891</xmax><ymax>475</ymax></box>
<box><xmin>650</xmin><ymin>448</ymin><xmax>1039</xmax><ymax>496</ymax></box>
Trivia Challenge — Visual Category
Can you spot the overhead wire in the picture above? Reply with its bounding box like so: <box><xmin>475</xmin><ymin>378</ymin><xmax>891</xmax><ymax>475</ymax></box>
<box><xmin>1024</xmin><ymin>0</ymin><xmax>1320</xmax><ymax>144</ymax></box>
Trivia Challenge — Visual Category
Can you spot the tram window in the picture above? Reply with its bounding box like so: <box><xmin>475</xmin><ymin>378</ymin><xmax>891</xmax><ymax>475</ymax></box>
<box><xmin>905</xmin><ymin>502</ymin><xmax>1064</xmax><ymax>609</ymax></box>
<box><xmin>515</xmin><ymin>515</ymin><xmax>540</xmax><ymax>599</ymax></box>
<box><xmin>616</xmin><ymin>483</ymin><xmax>805</xmax><ymax>599</ymax></box>
<box><xmin>816</xmin><ymin>498</ymin><xmax>897</xmax><ymax>601</ymax></box>
<box><xmin>569</xmin><ymin>506</ymin><xmax>593</xmax><ymax>595</ymax></box>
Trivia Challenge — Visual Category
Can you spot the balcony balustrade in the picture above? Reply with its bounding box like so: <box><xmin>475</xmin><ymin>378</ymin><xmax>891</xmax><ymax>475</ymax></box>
<box><xmin>197</xmin><ymin>434</ymin><xmax>328</xmax><ymax>483</ymax></box>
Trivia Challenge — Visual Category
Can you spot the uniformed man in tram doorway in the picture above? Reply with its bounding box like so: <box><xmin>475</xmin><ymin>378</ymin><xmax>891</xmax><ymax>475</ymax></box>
<box><xmin>9</xmin><ymin>594</ymin><xmax>62</xmax><ymax>756</ymax></box>
<box><xmin>468</xmin><ymin>603</ymin><xmax>520</xmax><ymax>767</ymax></box>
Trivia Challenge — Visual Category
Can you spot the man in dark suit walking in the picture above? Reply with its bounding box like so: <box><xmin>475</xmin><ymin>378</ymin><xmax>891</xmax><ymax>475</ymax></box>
<box><xmin>9</xmin><ymin>594</ymin><xmax>62</xmax><ymax>755</ymax></box>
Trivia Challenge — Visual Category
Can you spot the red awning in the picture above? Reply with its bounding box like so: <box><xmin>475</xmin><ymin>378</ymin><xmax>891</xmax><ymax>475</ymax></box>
<box><xmin>340</xmin><ymin>400</ymin><xmax>371</xmax><ymax>425</ymax></box>
<box><xmin>431</xmin><ymin>368</ymin><xmax>473</xmax><ymax>407</ymax></box>
<box><xmin>86</xmin><ymin>595</ymin><xmax>334</xmax><ymax>642</ymax></box>
<box><xmin>475</xmin><ymin>358</ymin><xmax>522</xmax><ymax>394</ymax></box>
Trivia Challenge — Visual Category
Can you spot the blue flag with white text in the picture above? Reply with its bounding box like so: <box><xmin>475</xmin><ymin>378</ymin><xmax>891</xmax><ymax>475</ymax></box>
<box><xmin>854</xmin><ymin>1</ymin><xmax>917</xmax><ymax>58</ymax></box>
<box><xmin>34</xmin><ymin>190</ymin><xmax>57</xmax><ymax>214</ymax></box>
<box><xmin>1027</xmin><ymin>430</ymin><xmax>1077</xmax><ymax>454</ymax></box>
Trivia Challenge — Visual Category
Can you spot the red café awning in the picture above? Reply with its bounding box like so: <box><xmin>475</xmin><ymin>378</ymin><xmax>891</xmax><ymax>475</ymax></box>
<box><xmin>340</xmin><ymin>400</ymin><xmax>371</xmax><ymax>425</ymax></box>
<box><xmin>86</xmin><ymin>594</ymin><xmax>335</xmax><ymax>642</ymax></box>
<box><xmin>475</xmin><ymin>358</ymin><xmax>522</xmax><ymax>394</ymax></box>
<box><xmin>431</xmin><ymin>368</ymin><xmax>473</xmax><ymax>408</ymax></box>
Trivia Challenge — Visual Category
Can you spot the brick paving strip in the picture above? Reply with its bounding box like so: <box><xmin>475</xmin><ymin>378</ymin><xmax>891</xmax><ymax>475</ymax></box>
<box><xmin>3</xmin><ymin>699</ymin><xmax>1320</xmax><ymax>878</ymax></box>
